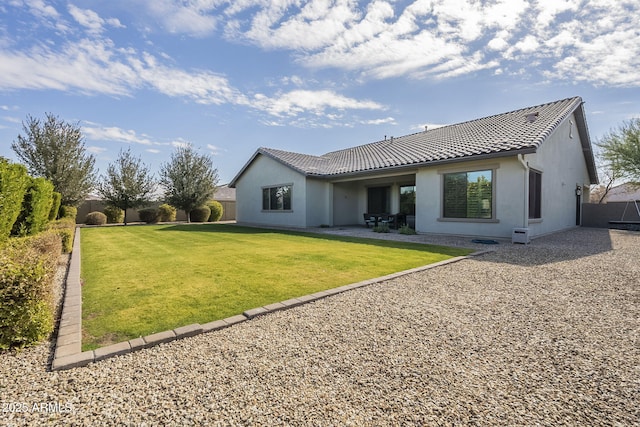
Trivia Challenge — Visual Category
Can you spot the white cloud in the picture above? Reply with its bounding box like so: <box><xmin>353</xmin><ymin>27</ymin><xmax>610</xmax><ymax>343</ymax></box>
<box><xmin>87</xmin><ymin>146</ymin><xmax>107</xmax><ymax>154</ymax></box>
<box><xmin>207</xmin><ymin>144</ymin><xmax>222</xmax><ymax>155</ymax></box>
<box><xmin>143</xmin><ymin>0</ymin><xmax>217</xmax><ymax>37</ymax></box>
<box><xmin>251</xmin><ymin>89</ymin><xmax>384</xmax><ymax>117</ymax></box>
<box><xmin>171</xmin><ymin>138</ymin><xmax>191</xmax><ymax>149</ymax></box>
<box><xmin>25</xmin><ymin>0</ymin><xmax>59</xmax><ymax>20</ymax></box>
<box><xmin>83</xmin><ymin>125</ymin><xmax>158</xmax><ymax>146</ymax></box>
<box><xmin>68</xmin><ymin>5</ymin><xmax>124</xmax><ymax>35</ymax></box>
<box><xmin>363</xmin><ymin>117</ymin><xmax>396</xmax><ymax>125</ymax></box>
<box><xmin>220</xmin><ymin>0</ymin><xmax>640</xmax><ymax>87</ymax></box>
<box><xmin>487</xmin><ymin>36</ymin><xmax>509</xmax><ymax>52</ymax></box>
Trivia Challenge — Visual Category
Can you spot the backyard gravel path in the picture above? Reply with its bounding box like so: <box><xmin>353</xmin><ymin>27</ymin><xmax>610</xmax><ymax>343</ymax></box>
<box><xmin>1</xmin><ymin>227</ymin><xmax>638</xmax><ymax>426</ymax></box>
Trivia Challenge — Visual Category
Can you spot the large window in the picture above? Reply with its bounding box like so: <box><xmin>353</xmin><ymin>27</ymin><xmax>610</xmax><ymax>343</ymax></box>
<box><xmin>443</xmin><ymin>170</ymin><xmax>493</xmax><ymax>219</ymax></box>
<box><xmin>399</xmin><ymin>185</ymin><xmax>416</xmax><ymax>215</ymax></box>
<box><xmin>262</xmin><ymin>185</ymin><xmax>292</xmax><ymax>211</ymax></box>
<box><xmin>529</xmin><ymin>170</ymin><xmax>542</xmax><ymax>219</ymax></box>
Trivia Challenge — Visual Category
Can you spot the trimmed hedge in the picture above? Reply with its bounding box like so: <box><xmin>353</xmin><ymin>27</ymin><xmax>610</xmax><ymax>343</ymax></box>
<box><xmin>59</xmin><ymin>205</ymin><xmax>77</xmax><ymax>221</ymax></box>
<box><xmin>12</xmin><ymin>177</ymin><xmax>54</xmax><ymax>237</ymax></box>
<box><xmin>0</xmin><ymin>231</ymin><xmax>62</xmax><ymax>350</ymax></box>
<box><xmin>0</xmin><ymin>159</ymin><xmax>30</xmax><ymax>242</ymax></box>
<box><xmin>49</xmin><ymin>192</ymin><xmax>61</xmax><ymax>221</ymax></box>
<box><xmin>207</xmin><ymin>200</ymin><xmax>223</xmax><ymax>222</ymax></box>
<box><xmin>138</xmin><ymin>208</ymin><xmax>159</xmax><ymax>224</ymax></box>
<box><xmin>158</xmin><ymin>204</ymin><xmax>177</xmax><ymax>222</ymax></box>
<box><xmin>47</xmin><ymin>218</ymin><xmax>76</xmax><ymax>253</ymax></box>
<box><xmin>190</xmin><ymin>205</ymin><xmax>211</xmax><ymax>223</ymax></box>
<box><xmin>85</xmin><ymin>211</ymin><xmax>107</xmax><ymax>225</ymax></box>
<box><xmin>103</xmin><ymin>206</ymin><xmax>124</xmax><ymax>224</ymax></box>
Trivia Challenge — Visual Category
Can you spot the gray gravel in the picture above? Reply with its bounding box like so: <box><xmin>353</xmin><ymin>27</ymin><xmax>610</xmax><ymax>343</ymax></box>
<box><xmin>1</xmin><ymin>227</ymin><xmax>638</xmax><ymax>426</ymax></box>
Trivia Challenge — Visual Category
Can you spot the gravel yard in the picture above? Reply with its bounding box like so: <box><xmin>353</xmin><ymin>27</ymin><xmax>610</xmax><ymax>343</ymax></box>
<box><xmin>1</xmin><ymin>227</ymin><xmax>638</xmax><ymax>426</ymax></box>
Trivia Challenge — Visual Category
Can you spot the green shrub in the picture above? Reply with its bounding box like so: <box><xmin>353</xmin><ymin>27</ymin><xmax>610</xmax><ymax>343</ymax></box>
<box><xmin>207</xmin><ymin>200</ymin><xmax>224</xmax><ymax>222</ymax></box>
<box><xmin>0</xmin><ymin>159</ymin><xmax>30</xmax><ymax>242</ymax></box>
<box><xmin>190</xmin><ymin>206</ymin><xmax>211</xmax><ymax>223</ymax></box>
<box><xmin>49</xmin><ymin>192</ymin><xmax>61</xmax><ymax>221</ymax></box>
<box><xmin>47</xmin><ymin>218</ymin><xmax>76</xmax><ymax>253</ymax></box>
<box><xmin>158</xmin><ymin>204</ymin><xmax>177</xmax><ymax>222</ymax></box>
<box><xmin>398</xmin><ymin>224</ymin><xmax>417</xmax><ymax>235</ymax></box>
<box><xmin>138</xmin><ymin>208</ymin><xmax>159</xmax><ymax>224</ymax></box>
<box><xmin>85</xmin><ymin>211</ymin><xmax>107</xmax><ymax>225</ymax></box>
<box><xmin>103</xmin><ymin>206</ymin><xmax>125</xmax><ymax>224</ymax></box>
<box><xmin>373</xmin><ymin>223</ymin><xmax>390</xmax><ymax>233</ymax></box>
<box><xmin>0</xmin><ymin>232</ymin><xmax>61</xmax><ymax>349</ymax></box>
<box><xmin>12</xmin><ymin>177</ymin><xmax>54</xmax><ymax>237</ymax></box>
<box><xmin>59</xmin><ymin>205</ymin><xmax>77</xmax><ymax>222</ymax></box>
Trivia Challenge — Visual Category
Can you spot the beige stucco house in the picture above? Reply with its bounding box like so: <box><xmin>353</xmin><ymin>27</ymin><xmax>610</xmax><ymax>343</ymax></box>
<box><xmin>230</xmin><ymin>97</ymin><xmax>598</xmax><ymax>239</ymax></box>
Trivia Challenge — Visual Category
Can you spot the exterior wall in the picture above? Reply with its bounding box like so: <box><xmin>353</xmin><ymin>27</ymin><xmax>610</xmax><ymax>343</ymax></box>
<box><xmin>524</xmin><ymin>114</ymin><xmax>592</xmax><ymax>237</ymax></box>
<box><xmin>582</xmin><ymin>202</ymin><xmax>640</xmax><ymax>228</ymax></box>
<box><xmin>413</xmin><ymin>114</ymin><xmax>592</xmax><ymax>239</ymax></box>
<box><xmin>305</xmin><ymin>178</ymin><xmax>332</xmax><ymax>226</ymax></box>
<box><xmin>415</xmin><ymin>157</ymin><xmax>526</xmax><ymax>238</ymax></box>
<box><xmin>234</xmin><ymin>154</ymin><xmax>308</xmax><ymax>227</ymax></box>
<box><xmin>332</xmin><ymin>181</ymin><xmax>360</xmax><ymax>225</ymax></box>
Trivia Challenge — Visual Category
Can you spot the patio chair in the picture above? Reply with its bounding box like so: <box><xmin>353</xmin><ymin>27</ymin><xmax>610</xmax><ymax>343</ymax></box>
<box><xmin>363</xmin><ymin>213</ymin><xmax>376</xmax><ymax>228</ymax></box>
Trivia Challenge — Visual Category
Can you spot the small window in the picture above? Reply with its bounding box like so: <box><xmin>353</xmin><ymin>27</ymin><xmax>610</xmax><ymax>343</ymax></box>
<box><xmin>529</xmin><ymin>170</ymin><xmax>542</xmax><ymax>219</ymax></box>
<box><xmin>443</xmin><ymin>170</ymin><xmax>493</xmax><ymax>219</ymax></box>
<box><xmin>262</xmin><ymin>185</ymin><xmax>292</xmax><ymax>211</ymax></box>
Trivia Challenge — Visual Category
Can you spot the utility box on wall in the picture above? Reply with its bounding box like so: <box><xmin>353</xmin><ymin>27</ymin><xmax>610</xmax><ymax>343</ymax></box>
<box><xmin>512</xmin><ymin>227</ymin><xmax>530</xmax><ymax>244</ymax></box>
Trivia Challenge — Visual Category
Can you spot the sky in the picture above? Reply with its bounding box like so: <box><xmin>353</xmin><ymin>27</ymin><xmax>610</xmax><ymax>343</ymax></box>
<box><xmin>1</xmin><ymin>0</ymin><xmax>639</xmax><ymax>185</ymax></box>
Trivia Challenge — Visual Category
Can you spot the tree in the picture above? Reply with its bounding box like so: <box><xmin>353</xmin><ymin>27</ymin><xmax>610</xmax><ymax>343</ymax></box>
<box><xmin>160</xmin><ymin>144</ymin><xmax>219</xmax><ymax>222</ymax></box>
<box><xmin>590</xmin><ymin>160</ymin><xmax>623</xmax><ymax>204</ymax></box>
<box><xmin>96</xmin><ymin>148</ymin><xmax>156</xmax><ymax>225</ymax></box>
<box><xmin>11</xmin><ymin>113</ymin><xmax>96</xmax><ymax>206</ymax></box>
<box><xmin>598</xmin><ymin>118</ymin><xmax>640</xmax><ymax>182</ymax></box>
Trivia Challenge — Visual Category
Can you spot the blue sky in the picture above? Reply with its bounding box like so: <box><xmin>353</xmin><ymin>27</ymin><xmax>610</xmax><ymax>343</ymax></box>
<box><xmin>1</xmin><ymin>0</ymin><xmax>639</xmax><ymax>185</ymax></box>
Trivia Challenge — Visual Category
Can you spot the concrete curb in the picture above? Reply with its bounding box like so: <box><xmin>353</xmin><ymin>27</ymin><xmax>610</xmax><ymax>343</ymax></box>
<box><xmin>51</xmin><ymin>231</ymin><xmax>489</xmax><ymax>371</ymax></box>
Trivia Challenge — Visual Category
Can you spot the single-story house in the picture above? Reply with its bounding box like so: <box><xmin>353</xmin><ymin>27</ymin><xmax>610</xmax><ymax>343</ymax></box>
<box><xmin>229</xmin><ymin>96</ymin><xmax>598</xmax><ymax>239</ymax></box>
<box><xmin>599</xmin><ymin>182</ymin><xmax>640</xmax><ymax>203</ymax></box>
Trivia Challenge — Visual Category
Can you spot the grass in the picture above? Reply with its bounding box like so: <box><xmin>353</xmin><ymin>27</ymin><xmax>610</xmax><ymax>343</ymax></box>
<box><xmin>81</xmin><ymin>224</ymin><xmax>472</xmax><ymax>350</ymax></box>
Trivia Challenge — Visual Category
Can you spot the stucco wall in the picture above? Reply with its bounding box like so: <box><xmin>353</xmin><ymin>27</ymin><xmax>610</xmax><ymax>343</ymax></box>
<box><xmin>332</xmin><ymin>181</ymin><xmax>360</xmax><ymax>225</ymax></box>
<box><xmin>234</xmin><ymin>154</ymin><xmax>307</xmax><ymax>227</ymax></box>
<box><xmin>414</xmin><ymin>114</ymin><xmax>592</xmax><ymax>239</ymax></box>
<box><xmin>305</xmin><ymin>178</ymin><xmax>332</xmax><ymax>226</ymax></box>
<box><xmin>524</xmin><ymin>113</ymin><xmax>591</xmax><ymax>237</ymax></box>
<box><xmin>415</xmin><ymin>157</ymin><xmax>526</xmax><ymax>238</ymax></box>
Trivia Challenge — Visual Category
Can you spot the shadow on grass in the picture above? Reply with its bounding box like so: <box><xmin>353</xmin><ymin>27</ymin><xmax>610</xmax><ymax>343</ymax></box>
<box><xmin>157</xmin><ymin>223</ymin><xmax>472</xmax><ymax>257</ymax></box>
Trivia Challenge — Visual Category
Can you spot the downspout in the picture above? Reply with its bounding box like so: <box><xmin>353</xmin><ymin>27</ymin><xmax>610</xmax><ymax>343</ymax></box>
<box><xmin>518</xmin><ymin>154</ymin><xmax>529</xmax><ymax>228</ymax></box>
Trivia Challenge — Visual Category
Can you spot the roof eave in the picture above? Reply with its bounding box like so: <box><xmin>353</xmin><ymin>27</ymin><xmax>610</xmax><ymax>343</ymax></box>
<box><xmin>573</xmin><ymin>102</ymin><xmax>599</xmax><ymax>184</ymax></box>
<box><xmin>319</xmin><ymin>148</ymin><xmax>538</xmax><ymax>180</ymax></box>
<box><xmin>228</xmin><ymin>148</ymin><xmax>312</xmax><ymax>188</ymax></box>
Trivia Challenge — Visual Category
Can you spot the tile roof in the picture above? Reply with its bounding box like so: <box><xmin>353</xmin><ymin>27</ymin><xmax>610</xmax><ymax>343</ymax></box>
<box><xmin>232</xmin><ymin>96</ymin><xmax>598</xmax><ymax>184</ymax></box>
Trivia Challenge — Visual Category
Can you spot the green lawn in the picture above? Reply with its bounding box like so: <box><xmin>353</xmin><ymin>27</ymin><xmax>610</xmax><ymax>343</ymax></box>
<box><xmin>81</xmin><ymin>224</ymin><xmax>472</xmax><ymax>350</ymax></box>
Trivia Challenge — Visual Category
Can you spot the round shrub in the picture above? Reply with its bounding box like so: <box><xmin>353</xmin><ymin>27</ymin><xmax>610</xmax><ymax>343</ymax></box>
<box><xmin>158</xmin><ymin>204</ymin><xmax>177</xmax><ymax>222</ymax></box>
<box><xmin>190</xmin><ymin>206</ymin><xmax>211</xmax><ymax>223</ymax></box>
<box><xmin>103</xmin><ymin>206</ymin><xmax>125</xmax><ymax>224</ymax></box>
<box><xmin>207</xmin><ymin>200</ymin><xmax>223</xmax><ymax>222</ymax></box>
<box><xmin>85</xmin><ymin>211</ymin><xmax>107</xmax><ymax>225</ymax></box>
<box><xmin>138</xmin><ymin>208</ymin><xmax>159</xmax><ymax>224</ymax></box>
